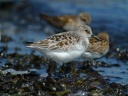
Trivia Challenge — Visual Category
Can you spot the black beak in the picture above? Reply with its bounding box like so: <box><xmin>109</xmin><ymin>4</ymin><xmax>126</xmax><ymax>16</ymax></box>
<box><xmin>91</xmin><ymin>35</ymin><xmax>101</xmax><ymax>41</ymax></box>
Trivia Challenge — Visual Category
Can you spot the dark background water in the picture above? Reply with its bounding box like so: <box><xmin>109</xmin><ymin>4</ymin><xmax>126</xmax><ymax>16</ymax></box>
<box><xmin>0</xmin><ymin>0</ymin><xmax>128</xmax><ymax>85</ymax></box>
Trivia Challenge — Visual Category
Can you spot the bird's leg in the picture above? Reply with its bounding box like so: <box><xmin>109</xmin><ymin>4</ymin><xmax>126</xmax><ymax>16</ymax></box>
<box><xmin>47</xmin><ymin>63</ymin><xmax>55</xmax><ymax>77</ymax></box>
<box><xmin>53</xmin><ymin>64</ymin><xmax>60</xmax><ymax>77</ymax></box>
<box><xmin>92</xmin><ymin>60</ymin><xmax>96</xmax><ymax>66</ymax></box>
<box><xmin>62</xmin><ymin>63</ymin><xmax>67</xmax><ymax>78</ymax></box>
<box><xmin>70</xmin><ymin>64</ymin><xmax>77</xmax><ymax>77</ymax></box>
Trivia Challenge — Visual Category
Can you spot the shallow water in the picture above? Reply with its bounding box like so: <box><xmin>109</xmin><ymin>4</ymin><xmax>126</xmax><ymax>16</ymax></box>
<box><xmin>95</xmin><ymin>58</ymin><xmax>128</xmax><ymax>85</ymax></box>
<box><xmin>0</xmin><ymin>0</ymin><xmax>128</xmax><ymax>95</ymax></box>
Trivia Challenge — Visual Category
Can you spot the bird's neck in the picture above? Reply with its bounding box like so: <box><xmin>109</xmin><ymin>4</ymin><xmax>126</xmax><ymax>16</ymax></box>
<box><xmin>77</xmin><ymin>17</ymin><xmax>85</xmax><ymax>25</ymax></box>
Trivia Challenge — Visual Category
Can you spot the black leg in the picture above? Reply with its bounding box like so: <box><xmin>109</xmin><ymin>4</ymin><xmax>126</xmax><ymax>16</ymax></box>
<box><xmin>62</xmin><ymin>64</ymin><xmax>67</xmax><ymax>78</ymax></box>
<box><xmin>47</xmin><ymin>63</ymin><xmax>55</xmax><ymax>77</ymax></box>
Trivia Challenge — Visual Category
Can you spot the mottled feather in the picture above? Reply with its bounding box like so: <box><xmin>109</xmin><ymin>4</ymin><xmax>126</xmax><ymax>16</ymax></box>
<box><xmin>40</xmin><ymin>14</ymin><xmax>76</xmax><ymax>29</ymax></box>
<box><xmin>39</xmin><ymin>12</ymin><xmax>91</xmax><ymax>31</ymax></box>
<box><xmin>87</xmin><ymin>32</ymin><xmax>109</xmax><ymax>55</ymax></box>
<box><xmin>29</xmin><ymin>32</ymin><xmax>81</xmax><ymax>51</ymax></box>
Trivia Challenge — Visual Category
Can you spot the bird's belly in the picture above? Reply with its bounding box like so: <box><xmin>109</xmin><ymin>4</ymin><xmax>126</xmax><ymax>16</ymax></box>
<box><xmin>42</xmin><ymin>49</ymin><xmax>85</xmax><ymax>65</ymax></box>
<box><xmin>83</xmin><ymin>52</ymin><xmax>102</xmax><ymax>60</ymax></box>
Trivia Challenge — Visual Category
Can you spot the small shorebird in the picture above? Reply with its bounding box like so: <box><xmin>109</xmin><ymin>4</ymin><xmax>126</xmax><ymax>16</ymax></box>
<box><xmin>82</xmin><ymin>32</ymin><xmax>109</xmax><ymax>64</ymax></box>
<box><xmin>40</xmin><ymin>12</ymin><xmax>91</xmax><ymax>31</ymax></box>
<box><xmin>27</xmin><ymin>25</ymin><xmax>94</xmax><ymax>76</ymax></box>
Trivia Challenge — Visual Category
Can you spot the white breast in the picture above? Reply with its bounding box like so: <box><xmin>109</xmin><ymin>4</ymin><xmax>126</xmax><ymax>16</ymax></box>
<box><xmin>83</xmin><ymin>52</ymin><xmax>101</xmax><ymax>60</ymax></box>
<box><xmin>37</xmin><ymin>43</ymin><xmax>86</xmax><ymax>65</ymax></box>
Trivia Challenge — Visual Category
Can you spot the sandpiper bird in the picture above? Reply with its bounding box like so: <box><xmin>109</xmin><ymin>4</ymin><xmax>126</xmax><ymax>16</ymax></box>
<box><xmin>82</xmin><ymin>32</ymin><xmax>109</xmax><ymax>63</ymax></box>
<box><xmin>27</xmin><ymin>25</ymin><xmax>94</xmax><ymax>76</ymax></box>
<box><xmin>40</xmin><ymin>12</ymin><xmax>91</xmax><ymax>31</ymax></box>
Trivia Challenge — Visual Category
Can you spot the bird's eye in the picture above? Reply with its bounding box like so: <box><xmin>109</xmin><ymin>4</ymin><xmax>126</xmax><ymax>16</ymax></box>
<box><xmin>82</xmin><ymin>19</ymin><xmax>86</xmax><ymax>22</ymax></box>
<box><xmin>85</xmin><ymin>30</ymin><xmax>88</xmax><ymax>32</ymax></box>
<box><xmin>85</xmin><ymin>30</ymin><xmax>90</xmax><ymax>34</ymax></box>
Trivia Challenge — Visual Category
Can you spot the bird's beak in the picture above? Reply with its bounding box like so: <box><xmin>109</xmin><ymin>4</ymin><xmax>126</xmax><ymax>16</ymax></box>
<box><xmin>91</xmin><ymin>35</ymin><xmax>101</xmax><ymax>41</ymax></box>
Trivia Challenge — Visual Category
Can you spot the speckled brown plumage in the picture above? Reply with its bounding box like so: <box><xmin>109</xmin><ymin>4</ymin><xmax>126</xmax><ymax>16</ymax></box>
<box><xmin>40</xmin><ymin>12</ymin><xmax>91</xmax><ymax>31</ymax></box>
<box><xmin>40</xmin><ymin>14</ymin><xmax>75</xmax><ymax>29</ymax></box>
<box><xmin>83</xmin><ymin>32</ymin><xmax>109</xmax><ymax>60</ymax></box>
<box><xmin>30</xmin><ymin>32</ymin><xmax>81</xmax><ymax>51</ymax></box>
<box><xmin>87</xmin><ymin>32</ymin><xmax>109</xmax><ymax>54</ymax></box>
<box><xmin>27</xmin><ymin>25</ymin><xmax>93</xmax><ymax>65</ymax></box>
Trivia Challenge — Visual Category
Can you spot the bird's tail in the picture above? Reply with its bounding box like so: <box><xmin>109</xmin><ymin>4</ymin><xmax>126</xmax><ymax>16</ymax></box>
<box><xmin>25</xmin><ymin>42</ymin><xmax>34</xmax><ymax>44</ymax></box>
<box><xmin>25</xmin><ymin>42</ymin><xmax>34</xmax><ymax>47</ymax></box>
<box><xmin>39</xmin><ymin>13</ymin><xmax>51</xmax><ymax>21</ymax></box>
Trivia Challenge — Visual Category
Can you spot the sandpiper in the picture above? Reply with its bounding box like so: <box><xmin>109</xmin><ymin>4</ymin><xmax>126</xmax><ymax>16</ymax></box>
<box><xmin>83</xmin><ymin>32</ymin><xmax>109</xmax><ymax>64</ymax></box>
<box><xmin>40</xmin><ymin>12</ymin><xmax>91</xmax><ymax>31</ymax></box>
<box><xmin>27</xmin><ymin>25</ymin><xmax>94</xmax><ymax>76</ymax></box>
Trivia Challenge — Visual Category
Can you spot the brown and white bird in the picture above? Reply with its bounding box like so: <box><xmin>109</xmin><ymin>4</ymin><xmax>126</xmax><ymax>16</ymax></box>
<box><xmin>27</xmin><ymin>25</ymin><xmax>93</xmax><ymax>65</ymax></box>
<box><xmin>40</xmin><ymin>12</ymin><xmax>91</xmax><ymax>31</ymax></box>
<box><xmin>82</xmin><ymin>32</ymin><xmax>109</xmax><ymax>61</ymax></box>
<box><xmin>27</xmin><ymin>25</ymin><xmax>95</xmax><ymax>76</ymax></box>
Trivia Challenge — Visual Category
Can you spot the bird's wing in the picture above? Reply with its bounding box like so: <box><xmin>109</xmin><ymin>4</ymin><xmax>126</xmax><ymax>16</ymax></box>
<box><xmin>87</xmin><ymin>37</ymin><xmax>107</xmax><ymax>54</ymax></box>
<box><xmin>40</xmin><ymin>14</ymin><xmax>75</xmax><ymax>29</ymax></box>
<box><xmin>28</xmin><ymin>32</ymin><xmax>80</xmax><ymax>51</ymax></box>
